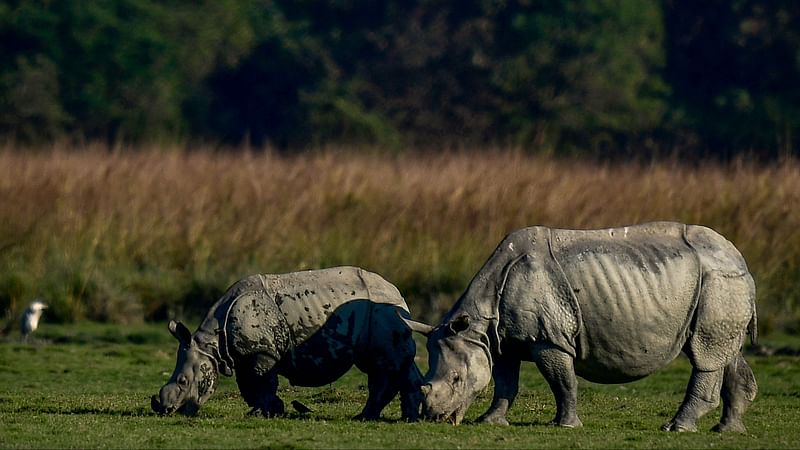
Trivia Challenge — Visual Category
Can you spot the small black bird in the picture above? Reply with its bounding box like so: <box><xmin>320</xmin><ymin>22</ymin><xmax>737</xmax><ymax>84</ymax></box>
<box><xmin>291</xmin><ymin>400</ymin><xmax>313</xmax><ymax>414</ymax></box>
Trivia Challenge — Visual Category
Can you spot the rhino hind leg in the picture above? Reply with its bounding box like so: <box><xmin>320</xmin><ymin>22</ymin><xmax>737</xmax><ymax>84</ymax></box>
<box><xmin>533</xmin><ymin>345</ymin><xmax>582</xmax><ymax>428</ymax></box>
<box><xmin>712</xmin><ymin>353</ymin><xmax>757</xmax><ymax>433</ymax></box>
<box><xmin>662</xmin><ymin>367</ymin><xmax>723</xmax><ymax>432</ymax></box>
<box><xmin>236</xmin><ymin>353</ymin><xmax>285</xmax><ymax>418</ymax></box>
<box><xmin>477</xmin><ymin>355</ymin><xmax>521</xmax><ymax>426</ymax></box>
<box><xmin>687</xmin><ymin>272</ymin><xmax>755</xmax><ymax>372</ymax></box>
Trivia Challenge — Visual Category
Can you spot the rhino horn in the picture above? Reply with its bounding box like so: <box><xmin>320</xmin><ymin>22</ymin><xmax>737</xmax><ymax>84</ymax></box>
<box><xmin>400</xmin><ymin>316</ymin><xmax>434</xmax><ymax>336</ymax></box>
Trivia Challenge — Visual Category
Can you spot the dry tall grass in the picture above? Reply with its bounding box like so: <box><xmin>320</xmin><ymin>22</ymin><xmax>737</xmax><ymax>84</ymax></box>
<box><xmin>1</xmin><ymin>146</ymin><xmax>798</xmax><ymax>333</ymax></box>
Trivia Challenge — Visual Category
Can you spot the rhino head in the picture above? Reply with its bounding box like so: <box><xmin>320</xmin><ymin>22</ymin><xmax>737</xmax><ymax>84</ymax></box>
<box><xmin>404</xmin><ymin>314</ymin><xmax>493</xmax><ymax>425</ymax></box>
<box><xmin>151</xmin><ymin>321</ymin><xmax>219</xmax><ymax>416</ymax></box>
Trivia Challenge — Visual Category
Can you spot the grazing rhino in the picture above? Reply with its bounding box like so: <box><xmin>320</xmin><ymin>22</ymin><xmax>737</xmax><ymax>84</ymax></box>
<box><xmin>404</xmin><ymin>222</ymin><xmax>757</xmax><ymax>432</ymax></box>
<box><xmin>152</xmin><ymin>267</ymin><xmax>422</xmax><ymax>421</ymax></box>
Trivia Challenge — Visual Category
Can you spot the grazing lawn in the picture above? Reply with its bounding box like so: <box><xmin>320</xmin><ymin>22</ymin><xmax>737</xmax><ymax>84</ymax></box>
<box><xmin>0</xmin><ymin>323</ymin><xmax>798</xmax><ymax>448</ymax></box>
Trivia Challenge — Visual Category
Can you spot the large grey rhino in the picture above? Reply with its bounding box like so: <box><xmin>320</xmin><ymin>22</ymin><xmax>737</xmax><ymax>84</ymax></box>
<box><xmin>152</xmin><ymin>266</ymin><xmax>422</xmax><ymax>421</ymax></box>
<box><xmin>404</xmin><ymin>222</ymin><xmax>757</xmax><ymax>432</ymax></box>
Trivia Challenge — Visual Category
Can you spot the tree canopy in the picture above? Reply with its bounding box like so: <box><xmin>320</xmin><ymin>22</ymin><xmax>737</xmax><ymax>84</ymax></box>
<box><xmin>1</xmin><ymin>0</ymin><xmax>798</xmax><ymax>157</ymax></box>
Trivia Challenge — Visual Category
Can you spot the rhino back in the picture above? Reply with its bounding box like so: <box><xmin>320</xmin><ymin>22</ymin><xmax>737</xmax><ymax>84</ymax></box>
<box><xmin>552</xmin><ymin>228</ymin><xmax>701</xmax><ymax>381</ymax></box>
<box><xmin>684</xmin><ymin>225</ymin><xmax>749</xmax><ymax>276</ymax></box>
<box><xmin>262</xmin><ymin>266</ymin><xmax>407</xmax><ymax>347</ymax></box>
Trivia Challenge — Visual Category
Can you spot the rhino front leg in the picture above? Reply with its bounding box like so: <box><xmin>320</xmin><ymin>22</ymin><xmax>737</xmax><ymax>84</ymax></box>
<box><xmin>477</xmin><ymin>355</ymin><xmax>521</xmax><ymax>425</ymax></box>
<box><xmin>662</xmin><ymin>367</ymin><xmax>722</xmax><ymax>432</ymax></box>
<box><xmin>237</xmin><ymin>353</ymin><xmax>285</xmax><ymax>418</ymax></box>
<box><xmin>533</xmin><ymin>345</ymin><xmax>582</xmax><ymax>428</ymax></box>
<box><xmin>354</xmin><ymin>372</ymin><xmax>399</xmax><ymax>421</ymax></box>
<box><xmin>399</xmin><ymin>363</ymin><xmax>423</xmax><ymax>422</ymax></box>
<box><xmin>712</xmin><ymin>353</ymin><xmax>757</xmax><ymax>433</ymax></box>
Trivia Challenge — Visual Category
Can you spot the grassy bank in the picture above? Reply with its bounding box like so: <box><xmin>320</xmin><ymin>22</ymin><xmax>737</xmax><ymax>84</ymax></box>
<box><xmin>1</xmin><ymin>147</ymin><xmax>799</xmax><ymax>333</ymax></box>
<box><xmin>0</xmin><ymin>323</ymin><xmax>798</xmax><ymax>448</ymax></box>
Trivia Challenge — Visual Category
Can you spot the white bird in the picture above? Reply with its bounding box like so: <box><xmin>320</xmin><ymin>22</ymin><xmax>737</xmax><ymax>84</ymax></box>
<box><xmin>20</xmin><ymin>300</ymin><xmax>47</xmax><ymax>341</ymax></box>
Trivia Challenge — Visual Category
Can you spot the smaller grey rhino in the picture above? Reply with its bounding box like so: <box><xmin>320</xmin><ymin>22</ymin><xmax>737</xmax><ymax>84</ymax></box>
<box><xmin>152</xmin><ymin>267</ymin><xmax>422</xmax><ymax>421</ymax></box>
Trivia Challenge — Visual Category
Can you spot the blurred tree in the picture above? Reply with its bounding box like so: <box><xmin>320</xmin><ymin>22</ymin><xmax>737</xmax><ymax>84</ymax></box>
<box><xmin>0</xmin><ymin>54</ymin><xmax>67</xmax><ymax>141</ymax></box>
<box><xmin>665</xmin><ymin>0</ymin><xmax>800</xmax><ymax>158</ymax></box>
<box><xmin>340</xmin><ymin>0</ymin><xmax>501</xmax><ymax>146</ymax></box>
<box><xmin>293</xmin><ymin>0</ymin><xmax>669</xmax><ymax>153</ymax></box>
<box><xmin>1</xmin><ymin>1</ymin><xmax>67</xmax><ymax>141</ymax></box>
<box><xmin>186</xmin><ymin>1</ymin><xmax>326</xmax><ymax>148</ymax></box>
<box><xmin>185</xmin><ymin>0</ymin><xmax>403</xmax><ymax>148</ymax></box>
<box><xmin>489</xmin><ymin>0</ymin><xmax>669</xmax><ymax>155</ymax></box>
<box><xmin>0</xmin><ymin>0</ymin><xmax>798</xmax><ymax>156</ymax></box>
<box><xmin>0</xmin><ymin>0</ymin><xmax>255</xmax><ymax>142</ymax></box>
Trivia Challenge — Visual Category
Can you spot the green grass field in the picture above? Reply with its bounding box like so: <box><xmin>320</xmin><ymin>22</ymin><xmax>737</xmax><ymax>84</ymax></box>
<box><xmin>1</xmin><ymin>323</ymin><xmax>798</xmax><ymax>449</ymax></box>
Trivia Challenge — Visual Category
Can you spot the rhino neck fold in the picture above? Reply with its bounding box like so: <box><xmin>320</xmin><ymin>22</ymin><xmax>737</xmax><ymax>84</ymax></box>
<box><xmin>191</xmin><ymin>325</ymin><xmax>233</xmax><ymax>376</ymax></box>
<box><xmin>195</xmin><ymin>285</ymin><xmax>249</xmax><ymax>376</ymax></box>
<box><xmin>454</xmin><ymin>227</ymin><xmax>585</xmax><ymax>359</ymax></box>
<box><xmin>450</xmin><ymin>228</ymin><xmax>546</xmax><ymax>357</ymax></box>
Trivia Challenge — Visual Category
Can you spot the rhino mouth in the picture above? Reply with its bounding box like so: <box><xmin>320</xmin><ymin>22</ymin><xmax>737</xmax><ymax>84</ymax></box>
<box><xmin>151</xmin><ymin>395</ymin><xmax>170</xmax><ymax>415</ymax></box>
<box><xmin>428</xmin><ymin>406</ymin><xmax>465</xmax><ymax>425</ymax></box>
<box><xmin>177</xmin><ymin>401</ymin><xmax>200</xmax><ymax>417</ymax></box>
<box><xmin>151</xmin><ymin>395</ymin><xmax>198</xmax><ymax>416</ymax></box>
<box><xmin>152</xmin><ymin>395</ymin><xmax>179</xmax><ymax>416</ymax></box>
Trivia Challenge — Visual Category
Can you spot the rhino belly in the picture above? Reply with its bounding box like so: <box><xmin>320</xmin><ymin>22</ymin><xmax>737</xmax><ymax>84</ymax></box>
<box><xmin>562</xmin><ymin>240</ymin><xmax>700</xmax><ymax>383</ymax></box>
<box><xmin>277</xmin><ymin>302</ymin><xmax>367</xmax><ymax>387</ymax></box>
<box><xmin>278</xmin><ymin>334</ymin><xmax>356</xmax><ymax>387</ymax></box>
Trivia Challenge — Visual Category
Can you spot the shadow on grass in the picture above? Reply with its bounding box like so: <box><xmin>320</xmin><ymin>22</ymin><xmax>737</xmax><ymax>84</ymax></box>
<box><xmin>8</xmin><ymin>403</ymin><xmax>155</xmax><ymax>416</ymax></box>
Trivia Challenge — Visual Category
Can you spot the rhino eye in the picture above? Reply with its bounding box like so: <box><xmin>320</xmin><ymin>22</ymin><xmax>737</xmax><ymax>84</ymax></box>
<box><xmin>178</xmin><ymin>375</ymin><xmax>189</xmax><ymax>386</ymax></box>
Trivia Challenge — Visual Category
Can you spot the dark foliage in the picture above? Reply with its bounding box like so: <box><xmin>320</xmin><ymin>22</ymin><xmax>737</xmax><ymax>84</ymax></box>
<box><xmin>1</xmin><ymin>0</ymin><xmax>798</xmax><ymax>157</ymax></box>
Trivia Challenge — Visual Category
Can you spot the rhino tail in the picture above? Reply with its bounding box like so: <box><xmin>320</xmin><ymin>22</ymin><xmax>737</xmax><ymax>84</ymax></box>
<box><xmin>747</xmin><ymin>309</ymin><xmax>758</xmax><ymax>346</ymax></box>
<box><xmin>746</xmin><ymin>272</ymin><xmax>757</xmax><ymax>346</ymax></box>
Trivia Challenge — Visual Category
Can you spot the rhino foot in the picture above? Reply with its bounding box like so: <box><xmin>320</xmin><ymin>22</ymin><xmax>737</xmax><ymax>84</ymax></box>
<box><xmin>353</xmin><ymin>413</ymin><xmax>378</xmax><ymax>421</ymax></box>
<box><xmin>291</xmin><ymin>400</ymin><xmax>313</xmax><ymax>414</ymax></box>
<box><xmin>661</xmin><ymin>420</ymin><xmax>697</xmax><ymax>432</ymax></box>
<box><xmin>260</xmin><ymin>409</ymin><xmax>284</xmax><ymax>418</ymax></box>
<box><xmin>246</xmin><ymin>397</ymin><xmax>285</xmax><ymax>418</ymax></box>
<box><xmin>548</xmin><ymin>417</ymin><xmax>583</xmax><ymax>428</ymax></box>
<box><xmin>712</xmin><ymin>420</ymin><xmax>747</xmax><ymax>433</ymax></box>
<box><xmin>476</xmin><ymin>414</ymin><xmax>510</xmax><ymax>426</ymax></box>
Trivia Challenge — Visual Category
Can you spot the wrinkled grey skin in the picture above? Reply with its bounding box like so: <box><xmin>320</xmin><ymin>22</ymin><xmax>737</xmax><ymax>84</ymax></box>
<box><xmin>153</xmin><ymin>266</ymin><xmax>422</xmax><ymax>421</ymax></box>
<box><xmin>406</xmin><ymin>222</ymin><xmax>758</xmax><ymax>432</ymax></box>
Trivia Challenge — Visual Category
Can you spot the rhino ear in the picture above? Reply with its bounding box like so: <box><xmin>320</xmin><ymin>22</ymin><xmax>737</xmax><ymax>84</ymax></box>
<box><xmin>168</xmin><ymin>320</ymin><xmax>192</xmax><ymax>345</ymax></box>
<box><xmin>449</xmin><ymin>314</ymin><xmax>470</xmax><ymax>334</ymax></box>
